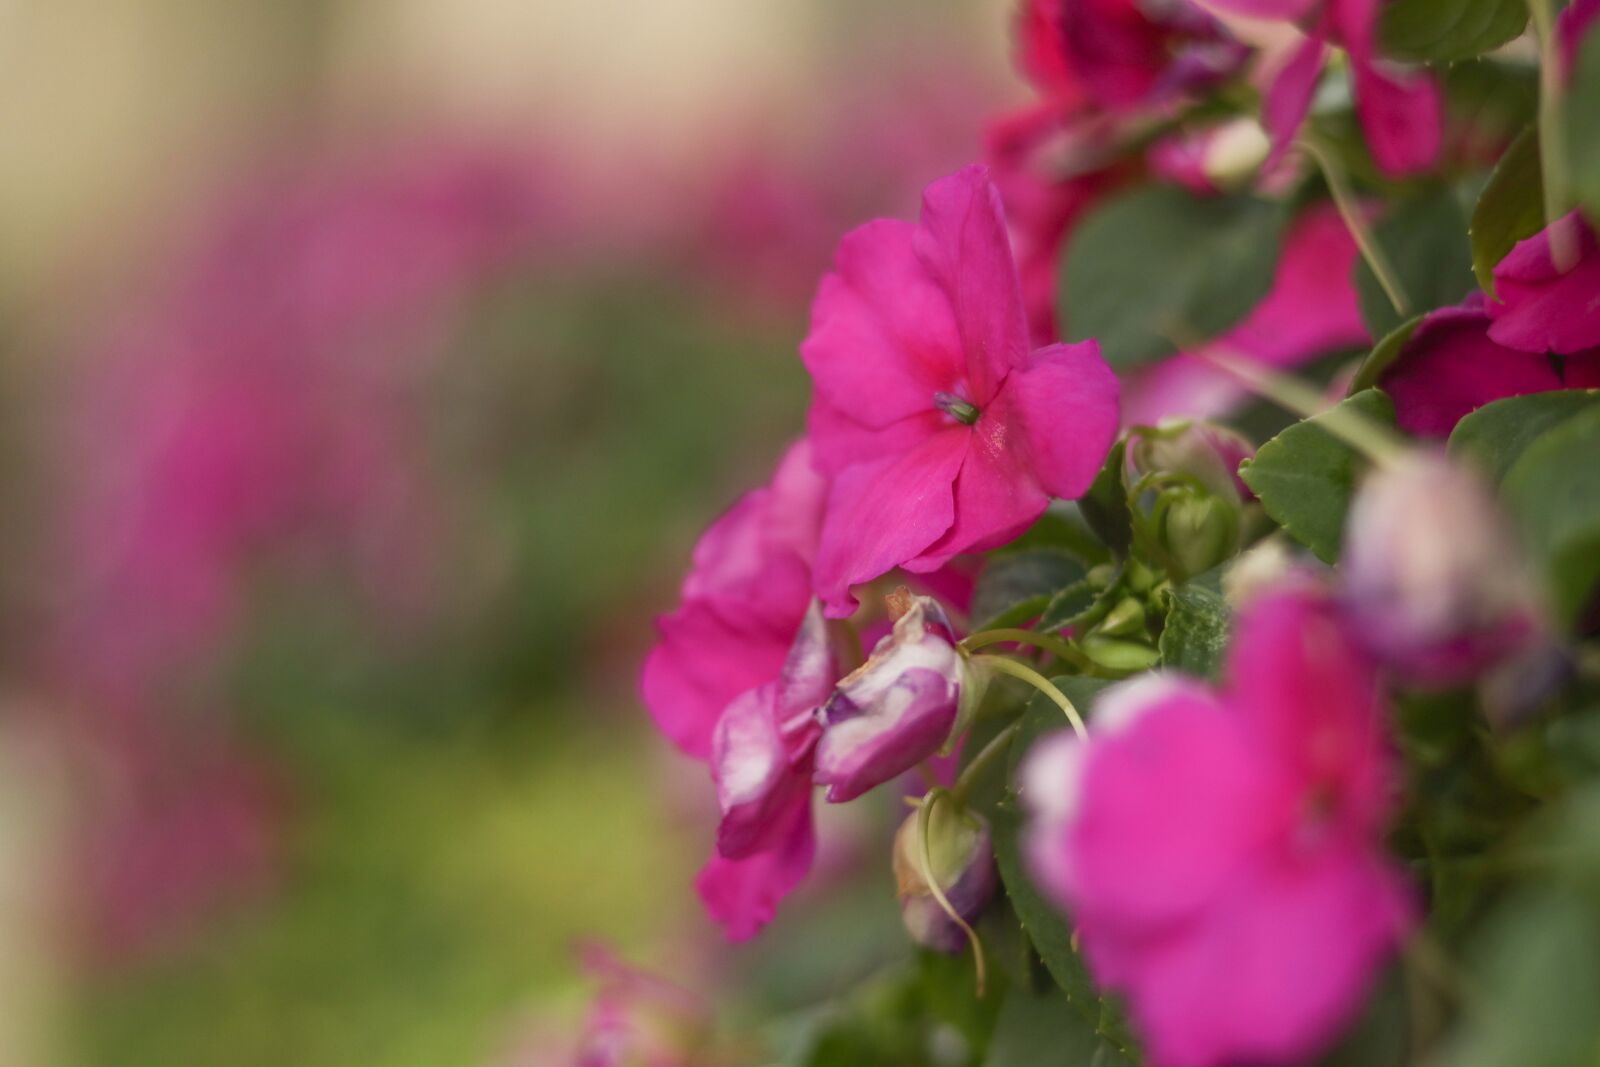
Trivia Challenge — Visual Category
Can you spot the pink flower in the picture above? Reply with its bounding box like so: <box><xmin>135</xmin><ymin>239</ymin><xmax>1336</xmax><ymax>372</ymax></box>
<box><xmin>1487</xmin><ymin>212</ymin><xmax>1600</xmax><ymax>356</ymax></box>
<box><xmin>1221</xmin><ymin>0</ymin><xmax>1443</xmax><ymax>177</ymax></box>
<box><xmin>802</xmin><ymin>165</ymin><xmax>1120</xmax><ymax>617</ymax></box>
<box><xmin>1342</xmin><ymin>452</ymin><xmax>1543</xmax><ymax>685</ymax></box>
<box><xmin>1021</xmin><ymin>585</ymin><xmax>1412</xmax><ymax>1067</ymax></box>
<box><xmin>699</xmin><ymin>601</ymin><xmax>838</xmax><ymax>940</ymax></box>
<box><xmin>1378</xmin><ymin>297</ymin><xmax>1572</xmax><ymax>437</ymax></box>
<box><xmin>814</xmin><ymin>593</ymin><xmax>973</xmax><ymax>803</ymax></box>
<box><xmin>1126</xmin><ymin>203</ymin><xmax>1369</xmax><ymax>423</ymax></box>
<box><xmin>641</xmin><ymin>441</ymin><xmax>828</xmax><ymax>760</ymax></box>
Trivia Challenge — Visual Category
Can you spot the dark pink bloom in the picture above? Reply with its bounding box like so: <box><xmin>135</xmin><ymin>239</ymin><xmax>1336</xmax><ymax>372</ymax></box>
<box><xmin>814</xmin><ymin>594</ymin><xmax>971</xmax><ymax>803</ymax></box>
<box><xmin>1342</xmin><ymin>452</ymin><xmax>1543</xmax><ymax>685</ymax></box>
<box><xmin>1379</xmin><ymin>298</ymin><xmax>1567</xmax><ymax>437</ymax></box>
<box><xmin>642</xmin><ymin>442</ymin><xmax>828</xmax><ymax>760</ymax></box>
<box><xmin>1021</xmin><ymin>586</ymin><xmax>1412</xmax><ymax>1067</ymax></box>
<box><xmin>1126</xmin><ymin>203</ymin><xmax>1368</xmax><ymax>423</ymax></box>
<box><xmin>1487</xmin><ymin>212</ymin><xmax>1600</xmax><ymax>356</ymax></box>
<box><xmin>699</xmin><ymin>602</ymin><xmax>838</xmax><ymax>940</ymax></box>
<box><xmin>802</xmin><ymin>166</ymin><xmax>1120</xmax><ymax>617</ymax></box>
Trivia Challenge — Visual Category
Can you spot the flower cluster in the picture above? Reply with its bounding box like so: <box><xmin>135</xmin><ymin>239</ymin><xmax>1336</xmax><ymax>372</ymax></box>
<box><xmin>638</xmin><ymin>0</ymin><xmax>1600</xmax><ymax>1062</ymax></box>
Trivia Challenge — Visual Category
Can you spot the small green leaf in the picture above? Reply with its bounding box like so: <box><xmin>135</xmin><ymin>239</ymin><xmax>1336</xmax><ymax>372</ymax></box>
<box><xmin>1079</xmin><ymin>440</ymin><xmax>1132</xmax><ymax>556</ymax></box>
<box><xmin>1470</xmin><ymin>127</ymin><xmax>1545</xmax><ymax>294</ymax></box>
<box><xmin>1502</xmin><ymin>403</ymin><xmax>1600</xmax><ymax>626</ymax></box>
<box><xmin>1062</xmin><ymin>185</ymin><xmax>1286</xmax><ymax>371</ymax></box>
<box><xmin>1568</xmin><ymin>27</ymin><xmax>1600</xmax><ymax>226</ymax></box>
<box><xmin>1158</xmin><ymin>583</ymin><xmax>1232</xmax><ymax>679</ymax></box>
<box><xmin>1448</xmin><ymin>389</ymin><xmax>1600</xmax><ymax>485</ymax></box>
<box><xmin>971</xmin><ymin>551</ymin><xmax>1089</xmax><ymax>631</ymax></box>
<box><xmin>985</xmin><ymin>986</ymin><xmax>1135</xmax><ymax>1067</ymax></box>
<box><xmin>1378</xmin><ymin>0</ymin><xmax>1527</xmax><ymax>62</ymax></box>
<box><xmin>1354</xmin><ymin>186</ymin><xmax>1475</xmax><ymax>337</ymax></box>
<box><xmin>1239</xmin><ymin>389</ymin><xmax>1398</xmax><ymax>563</ymax></box>
<box><xmin>1347</xmin><ymin>314</ymin><xmax>1425</xmax><ymax>397</ymax></box>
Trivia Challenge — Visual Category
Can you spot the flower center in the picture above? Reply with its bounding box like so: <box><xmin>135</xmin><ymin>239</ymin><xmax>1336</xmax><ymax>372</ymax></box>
<box><xmin>933</xmin><ymin>391</ymin><xmax>980</xmax><ymax>426</ymax></box>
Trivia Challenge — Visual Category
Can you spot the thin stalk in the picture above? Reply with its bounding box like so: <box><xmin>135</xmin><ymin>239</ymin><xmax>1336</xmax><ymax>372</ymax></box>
<box><xmin>962</xmin><ymin>627</ymin><xmax>1079</xmax><ymax>664</ymax></box>
<box><xmin>1296</xmin><ymin>138</ymin><xmax>1412</xmax><ymax>318</ymax></box>
<box><xmin>979</xmin><ymin>655</ymin><xmax>1088</xmax><ymax>739</ymax></box>
<box><xmin>918</xmin><ymin>791</ymin><xmax>987</xmax><ymax>995</ymax></box>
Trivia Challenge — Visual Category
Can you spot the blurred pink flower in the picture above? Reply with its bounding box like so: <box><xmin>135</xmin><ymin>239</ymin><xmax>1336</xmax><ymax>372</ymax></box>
<box><xmin>642</xmin><ymin>441</ymin><xmax>828</xmax><ymax>760</ymax></box>
<box><xmin>1021</xmin><ymin>584</ymin><xmax>1412</xmax><ymax>1067</ymax></box>
<box><xmin>802</xmin><ymin>165</ymin><xmax>1119</xmax><ymax>617</ymax></box>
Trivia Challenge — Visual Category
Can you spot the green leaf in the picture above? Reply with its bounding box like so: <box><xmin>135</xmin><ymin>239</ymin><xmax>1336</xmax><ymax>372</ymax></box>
<box><xmin>1568</xmin><ymin>26</ymin><xmax>1600</xmax><ymax>226</ymax></box>
<box><xmin>1062</xmin><ymin>185</ymin><xmax>1286</xmax><ymax>371</ymax></box>
<box><xmin>1469</xmin><ymin>127</ymin><xmax>1544</xmax><ymax>294</ymax></box>
<box><xmin>1347</xmin><ymin>314</ymin><xmax>1425</xmax><ymax>397</ymax></box>
<box><xmin>1079</xmin><ymin>440</ymin><xmax>1132</xmax><ymax>556</ymax></box>
<box><xmin>1239</xmin><ymin>389</ymin><xmax>1398</xmax><ymax>564</ymax></box>
<box><xmin>1316</xmin><ymin>966</ymin><xmax>1409</xmax><ymax>1067</ymax></box>
<box><xmin>1158</xmin><ymin>582</ymin><xmax>1232</xmax><ymax>679</ymax></box>
<box><xmin>1502</xmin><ymin>403</ymin><xmax>1600</xmax><ymax>626</ymax></box>
<box><xmin>985</xmin><ymin>987</ymin><xmax>1135</xmax><ymax>1067</ymax></box>
<box><xmin>1378</xmin><ymin>0</ymin><xmax>1526</xmax><ymax>62</ymax></box>
<box><xmin>1008</xmin><ymin>507</ymin><xmax>1112</xmax><ymax>566</ymax></box>
<box><xmin>1354</xmin><ymin>186</ymin><xmax>1475</xmax><ymax>337</ymax></box>
<box><xmin>1448</xmin><ymin>389</ymin><xmax>1600</xmax><ymax>485</ymax></box>
<box><xmin>971</xmin><ymin>551</ymin><xmax>1089</xmax><ymax>631</ymax></box>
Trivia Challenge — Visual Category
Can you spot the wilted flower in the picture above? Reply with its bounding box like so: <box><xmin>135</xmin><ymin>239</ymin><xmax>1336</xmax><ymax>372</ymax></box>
<box><xmin>802</xmin><ymin>165</ymin><xmax>1120</xmax><ymax>616</ymax></box>
<box><xmin>891</xmin><ymin>799</ymin><xmax>997</xmax><ymax>953</ymax></box>
<box><xmin>814</xmin><ymin>592</ymin><xmax>979</xmax><ymax>802</ymax></box>
<box><xmin>1342</xmin><ymin>451</ymin><xmax>1544</xmax><ymax>685</ymax></box>
<box><xmin>1021</xmin><ymin>585</ymin><xmax>1412</xmax><ymax>1067</ymax></box>
<box><xmin>699</xmin><ymin>601</ymin><xmax>838</xmax><ymax>940</ymax></box>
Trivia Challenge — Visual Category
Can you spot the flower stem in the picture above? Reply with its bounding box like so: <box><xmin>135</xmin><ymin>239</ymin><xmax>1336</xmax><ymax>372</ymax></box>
<box><xmin>1296</xmin><ymin>137</ymin><xmax>1412</xmax><ymax>318</ymax></box>
<box><xmin>978</xmin><ymin>655</ymin><xmax>1088</xmax><ymax>739</ymax></box>
<box><xmin>918</xmin><ymin>790</ymin><xmax>987</xmax><ymax>996</ymax></box>
<box><xmin>952</xmin><ymin>720</ymin><xmax>1023</xmax><ymax>804</ymax></box>
<box><xmin>962</xmin><ymin>627</ymin><xmax>1081</xmax><ymax>664</ymax></box>
<box><xmin>1527</xmin><ymin>0</ymin><xmax>1579</xmax><ymax>270</ymax></box>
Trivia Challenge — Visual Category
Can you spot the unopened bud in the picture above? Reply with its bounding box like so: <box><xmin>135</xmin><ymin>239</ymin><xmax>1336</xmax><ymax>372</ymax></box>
<box><xmin>892</xmin><ymin>801</ymin><xmax>996</xmax><ymax>954</ymax></box>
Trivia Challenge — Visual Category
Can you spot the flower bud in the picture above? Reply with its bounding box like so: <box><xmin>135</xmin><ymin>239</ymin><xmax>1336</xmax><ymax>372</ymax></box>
<box><xmin>1159</xmin><ymin>488</ymin><xmax>1242</xmax><ymax>579</ymax></box>
<box><xmin>1341</xmin><ymin>451</ymin><xmax>1544</xmax><ymax>685</ymax></box>
<box><xmin>814</xmin><ymin>593</ymin><xmax>969</xmax><ymax>803</ymax></box>
<box><xmin>892</xmin><ymin>801</ymin><xmax>997</xmax><ymax>954</ymax></box>
<box><xmin>1131</xmin><ymin>418</ymin><xmax>1255</xmax><ymax>502</ymax></box>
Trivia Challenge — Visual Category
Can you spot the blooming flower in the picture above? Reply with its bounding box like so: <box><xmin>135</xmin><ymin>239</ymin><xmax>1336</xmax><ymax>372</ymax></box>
<box><xmin>699</xmin><ymin>601</ymin><xmax>838</xmax><ymax>940</ymax></box>
<box><xmin>1342</xmin><ymin>452</ymin><xmax>1544</xmax><ymax>685</ymax></box>
<box><xmin>802</xmin><ymin>165</ymin><xmax>1120</xmax><ymax>617</ymax></box>
<box><xmin>1378</xmin><ymin>295</ymin><xmax>1594</xmax><ymax>437</ymax></box>
<box><xmin>1487</xmin><ymin>212</ymin><xmax>1600</xmax><ymax>356</ymax></box>
<box><xmin>891</xmin><ymin>800</ymin><xmax>998</xmax><ymax>953</ymax></box>
<box><xmin>1021</xmin><ymin>585</ymin><xmax>1412</xmax><ymax>1067</ymax></box>
<box><xmin>814</xmin><ymin>592</ymin><xmax>974</xmax><ymax>803</ymax></box>
<box><xmin>642</xmin><ymin>441</ymin><xmax>828</xmax><ymax>760</ymax></box>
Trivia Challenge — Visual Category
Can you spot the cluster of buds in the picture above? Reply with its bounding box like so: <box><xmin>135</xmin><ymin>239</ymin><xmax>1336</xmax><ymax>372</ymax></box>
<box><xmin>1129</xmin><ymin>418</ymin><xmax>1256</xmax><ymax>582</ymax></box>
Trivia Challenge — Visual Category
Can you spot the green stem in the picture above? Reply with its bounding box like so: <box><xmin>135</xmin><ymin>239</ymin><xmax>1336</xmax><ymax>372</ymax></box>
<box><xmin>1528</xmin><ymin>0</ymin><xmax>1579</xmax><ymax>271</ymax></box>
<box><xmin>962</xmin><ymin>628</ymin><xmax>1079</xmax><ymax>664</ymax></box>
<box><xmin>952</xmin><ymin>721</ymin><xmax>1022</xmax><ymax>804</ymax></box>
<box><xmin>918</xmin><ymin>790</ymin><xmax>987</xmax><ymax>995</ymax></box>
<box><xmin>1296</xmin><ymin>137</ymin><xmax>1412</xmax><ymax>318</ymax></box>
<box><xmin>979</xmin><ymin>655</ymin><xmax>1088</xmax><ymax>739</ymax></box>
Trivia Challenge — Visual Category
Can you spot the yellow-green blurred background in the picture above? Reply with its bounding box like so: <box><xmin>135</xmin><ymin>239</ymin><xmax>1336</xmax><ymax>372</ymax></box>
<box><xmin>0</xmin><ymin>1</ymin><xmax>1019</xmax><ymax>1062</ymax></box>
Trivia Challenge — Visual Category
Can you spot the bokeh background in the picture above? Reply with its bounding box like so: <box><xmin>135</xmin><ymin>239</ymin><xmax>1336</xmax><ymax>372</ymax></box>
<box><xmin>0</xmin><ymin>1</ymin><xmax>1027</xmax><ymax>1063</ymax></box>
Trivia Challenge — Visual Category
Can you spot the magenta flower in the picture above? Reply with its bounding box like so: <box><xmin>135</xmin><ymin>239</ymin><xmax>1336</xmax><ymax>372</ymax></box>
<box><xmin>802</xmin><ymin>165</ymin><xmax>1120</xmax><ymax>617</ymax></box>
<box><xmin>698</xmin><ymin>601</ymin><xmax>838</xmax><ymax>940</ymax></box>
<box><xmin>1378</xmin><ymin>296</ymin><xmax>1592</xmax><ymax>437</ymax></box>
<box><xmin>1487</xmin><ymin>212</ymin><xmax>1600</xmax><ymax>356</ymax></box>
<box><xmin>1126</xmin><ymin>203</ymin><xmax>1368</xmax><ymax>423</ymax></box>
<box><xmin>642</xmin><ymin>441</ymin><xmax>828</xmax><ymax>759</ymax></box>
<box><xmin>814</xmin><ymin>593</ymin><xmax>972</xmax><ymax>803</ymax></box>
<box><xmin>1343</xmin><ymin>452</ymin><xmax>1543</xmax><ymax>685</ymax></box>
<box><xmin>1021</xmin><ymin>585</ymin><xmax>1412</xmax><ymax>1067</ymax></box>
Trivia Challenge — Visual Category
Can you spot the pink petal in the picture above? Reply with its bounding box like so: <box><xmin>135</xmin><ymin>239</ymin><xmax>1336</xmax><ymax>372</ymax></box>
<box><xmin>1488</xmin><ymin>213</ymin><xmax>1600</xmax><ymax>355</ymax></box>
<box><xmin>695</xmin><ymin>799</ymin><xmax>815</xmax><ymax>942</ymax></box>
<box><xmin>1567</xmin><ymin>351</ymin><xmax>1600</xmax><ymax>387</ymax></box>
<box><xmin>712</xmin><ymin>684</ymin><xmax>813</xmax><ymax>858</ymax></box>
<box><xmin>1380</xmin><ymin>302</ymin><xmax>1565</xmax><ymax>437</ymax></box>
<box><xmin>800</xmin><ymin>219</ymin><xmax>965</xmax><ymax>431</ymax></box>
<box><xmin>1263</xmin><ymin>37</ymin><xmax>1328</xmax><ymax>170</ymax></box>
<box><xmin>806</xmin><ymin>395</ymin><xmax>948</xmax><ymax>477</ymax></box>
<box><xmin>908</xmin><ymin>412</ymin><xmax>1049</xmax><ymax>571</ymax></box>
<box><xmin>1196</xmin><ymin>0</ymin><xmax>1319</xmax><ymax>20</ymax></box>
<box><xmin>912</xmin><ymin>165</ymin><xmax>1032</xmax><ymax>407</ymax></box>
<box><xmin>1112</xmin><ymin>850</ymin><xmax>1411</xmax><ymax>1067</ymax></box>
<box><xmin>1067</xmin><ymin>681</ymin><xmax>1279</xmax><ymax>934</ymax></box>
<box><xmin>1353</xmin><ymin>61</ymin><xmax>1443</xmax><ymax>178</ymax></box>
<box><xmin>1558</xmin><ymin>0</ymin><xmax>1600</xmax><ymax>77</ymax></box>
<box><xmin>812</xmin><ymin>429</ymin><xmax>968</xmax><ymax>617</ymax></box>
<box><xmin>1001</xmin><ymin>340</ymin><xmax>1121</xmax><ymax>500</ymax></box>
